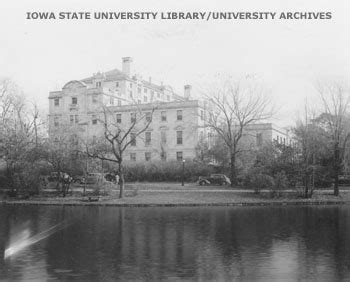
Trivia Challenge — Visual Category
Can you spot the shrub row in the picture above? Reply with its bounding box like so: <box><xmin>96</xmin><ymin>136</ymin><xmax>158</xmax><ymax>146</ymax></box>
<box><xmin>123</xmin><ymin>161</ymin><xmax>215</xmax><ymax>182</ymax></box>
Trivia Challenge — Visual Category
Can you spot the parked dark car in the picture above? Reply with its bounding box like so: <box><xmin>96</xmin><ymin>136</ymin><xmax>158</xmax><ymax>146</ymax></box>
<box><xmin>198</xmin><ymin>174</ymin><xmax>231</xmax><ymax>186</ymax></box>
<box><xmin>73</xmin><ymin>176</ymin><xmax>86</xmax><ymax>184</ymax></box>
<box><xmin>104</xmin><ymin>172</ymin><xmax>116</xmax><ymax>182</ymax></box>
<box><xmin>338</xmin><ymin>175</ymin><xmax>350</xmax><ymax>186</ymax></box>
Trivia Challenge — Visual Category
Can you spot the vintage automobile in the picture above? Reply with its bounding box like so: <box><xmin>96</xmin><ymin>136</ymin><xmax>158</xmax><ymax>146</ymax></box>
<box><xmin>198</xmin><ymin>174</ymin><xmax>231</xmax><ymax>186</ymax></box>
<box><xmin>72</xmin><ymin>175</ymin><xmax>85</xmax><ymax>184</ymax></box>
<box><xmin>338</xmin><ymin>175</ymin><xmax>350</xmax><ymax>186</ymax></box>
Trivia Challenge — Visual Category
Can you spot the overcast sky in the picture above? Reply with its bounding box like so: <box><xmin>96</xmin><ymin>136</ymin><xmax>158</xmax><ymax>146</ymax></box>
<box><xmin>0</xmin><ymin>0</ymin><xmax>348</xmax><ymax>126</ymax></box>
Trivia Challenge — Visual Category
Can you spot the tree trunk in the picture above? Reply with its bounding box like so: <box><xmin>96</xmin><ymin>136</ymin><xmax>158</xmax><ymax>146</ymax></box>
<box><xmin>230</xmin><ymin>154</ymin><xmax>236</xmax><ymax>187</ymax></box>
<box><xmin>304</xmin><ymin>173</ymin><xmax>309</xmax><ymax>199</ymax></box>
<box><xmin>334</xmin><ymin>143</ymin><xmax>340</xmax><ymax>196</ymax></box>
<box><xmin>118</xmin><ymin>162</ymin><xmax>124</xmax><ymax>199</ymax></box>
<box><xmin>334</xmin><ymin>173</ymin><xmax>339</xmax><ymax>196</ymax></box>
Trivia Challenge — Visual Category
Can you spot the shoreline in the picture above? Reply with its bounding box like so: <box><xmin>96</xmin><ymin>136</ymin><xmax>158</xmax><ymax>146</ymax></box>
<box><xmin>2</xmin><ymin>184</ymin><xmax>350</xmax><ymax>208</ymax></box>
<box><xmin>1</xmin><ymin>197</ymin><xmax>350</xmax><ymax>208</ymax></box>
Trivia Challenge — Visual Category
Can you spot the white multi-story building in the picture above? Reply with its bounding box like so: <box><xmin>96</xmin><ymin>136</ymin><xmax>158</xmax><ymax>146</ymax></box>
<box><xmin>48</xmin><ymin>57</ymin><xmax>208</xmax><ymax>161</ymax></box>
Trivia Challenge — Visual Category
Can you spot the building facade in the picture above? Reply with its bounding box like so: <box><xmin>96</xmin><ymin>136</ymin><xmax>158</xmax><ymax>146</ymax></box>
<box><xmin>245</xmin><ymin>123</ymin><xmax>293</xmax><ymax>148</ymax></box>
<box><xmin>48</xmin><ymin>57</ymin><xmax>207</xmax><ymax>161</ymax></box>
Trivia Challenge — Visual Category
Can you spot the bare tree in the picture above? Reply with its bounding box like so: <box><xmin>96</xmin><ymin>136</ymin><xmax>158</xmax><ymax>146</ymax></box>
<box><xmin>294</xmin><ymin>102</ymin><xmax>325</xmax><ymax>198</ymax></box>
<box><xmin>0</xmin><ymin>78</ymin><xmax>43</xmax><ymax>194</ymax></box>
<box><xmin>316</xmin><ymin>81</ymin><xmax>350</xmax><ymax>196</ymax></box>
<box><xmin>85</xmin><ymin>104</ymin><xmax>156</xmax><ymax>198</ymax></box>
<box><xmin>204</xmin><ymin>77</ymin><xmax>274</xmax><ymax>186</ymax></box>
<box><xmin>43</xmin><ymin>127</ymin><xmax>80</xmax><ymax>196</ymax></box>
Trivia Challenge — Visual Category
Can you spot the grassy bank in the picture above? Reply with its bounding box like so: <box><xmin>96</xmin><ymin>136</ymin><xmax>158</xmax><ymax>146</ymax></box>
<box><xmin>1</xmin><ymin>188</ymin><xmax>350</xmax><ymax>207</ymax></box>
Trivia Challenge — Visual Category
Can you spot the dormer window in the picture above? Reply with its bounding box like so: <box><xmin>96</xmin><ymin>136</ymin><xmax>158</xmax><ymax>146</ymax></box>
<box><xmin>72</xmin><ymin>97</ymin><xmax>77</xmax><ymax>105</ymax></box>
<box><xmin>54</xmin><ymin>98</ymin><xmax>59</xmax><ymax>106</ymax></box>
<box><xmin>96</xmin><ymin>81</ymin><xmax>102</xmax><ymax>87</ymax></box>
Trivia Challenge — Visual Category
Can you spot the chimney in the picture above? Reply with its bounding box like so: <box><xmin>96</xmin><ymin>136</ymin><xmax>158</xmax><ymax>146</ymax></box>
<box><xmin>184</xmin><ymin>85</ymin><xmax>192</xmax><ymax>100</ymax></box>
<box><xmin>122</xmin><ymin>57</ymin><xmax>133</xmax><ymax>76</ymax></box>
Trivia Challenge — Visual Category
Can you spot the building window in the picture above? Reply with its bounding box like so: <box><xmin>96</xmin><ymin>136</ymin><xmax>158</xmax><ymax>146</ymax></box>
<box><xmin>130</xmin><ymin>153</ymin><xmax>136</xmax><ymax>161</ymax></box>
<box><xmin>54</xmin><ymin>98</ymin><xmax>59</xmax><ymax>106</ymax></box>
<box><xmin>138</xmin><ymin>99</ymin><xmax>141</xmax><ymax>104</ymax></box>
<box><xmin>69</xmin><ymin>115</ymin><xmax>79</xmax><ymax>124</ymax></box>
<box><xmin>116</xmin><ymin>114</ymin><xmax>122</xmax><ymax>123</ymax></box>
<box><xmin>145</xmin><ymin>132</ymin><xmax>151</xmax><ymax>146</ymax></box>
<box><xmin>161</xmin><ymin>151</ymin><xmax>167</xmax><ymax>161</ymax></box>
<box><xmin>256</xmin><ymin>133</ymin><xmax>262</xmax><ymax>147</ymax></box>
<box><xmin>92</xmin><ymin>95</ymin><xmax>98</xmax><ymax>104</ymax></box>
<box><xmin>145</xmin><ymin>152</ymin><xmax>151</xmax><ymax>161</ymax></box>
<box><xmin>151</xmin><ymin>91</ymin><xmax>154</xmax><ymax>100</ymax></box>
<box><xmin>176</xmin><ymin>151</ymin><xmax>183</xmax><ymax>161</ymax></box>
<box><xmin>130</xmin><ymin>133</ymin><xmax>136</xmax><ymax>146</ymax></box>
<box><xmin>110</xmin><ymin>97</ymin><xmax>114</xmax><ymax>105</ymax></box>
<box><xmin>130</xmin><ymin>82</ymin><xmax>132</xmax><ymax>88</ymax></box>
<box><xmin>161</xmin><ymin>111</ymin><xmax>167</xmax><ymax>122</ymax></box>
<box><xmin>138</xmin><ymin>87</ymin><xmax>141</xmax><ymax>94</ymax></box>
<box><xmin>92</xmin><ymin>115</ymin><xmax>97</xmax><ymax>125</ymax></box>
<box><xmin>177</xmin><ymin>110</ymin><xmax>183</xmax><ymax>121</ymax></box>
<box><xmin>129</xmin><ymin>91</ymin><xmax>133</xmax><ymax>98</ymax></box>
<box><xmin>177</xmin><ymin>131</ymin><xmax>183</xmax><ymax>145</ymax></box>
<box><xmin>144</xmin><ymin>88</ymin><xmax>148</xmax><ymax>93</ymax></box>
<box><xmin>116</xmin><ymin>82</ymin><xmax>119</xmax><ymax>87</ymax></box>
<box><xmin>72</xmin><ymin>97</ymin><xmax>78</xmax><ymax>105</ymax></box>
<box><xmin>144</xmin><ymin>96</ymin><xmax>148</xmax><ymax>103</ymax></box>
<box><xmin>117</xmin><ymin>100</ymin><xmax>121</xmax><ymax>106</ymax></box>
<box><xmin>161</xmin><ymin>131</ymin><xmax>167</xmax><ymax>144</ymax></box>
<box><xmin>200</xmin><ymin>110</ymin><xmax>204</xmax><ymax>120</ymax></box>
<box><xmin>157</xmin><ymin>92</ymin><xmax>160</xmax><ymax>98</ymax></box>
<box><xmin>54</xmin><ymin>117</ymin><xmax>59</xmax><ymax>127</ymax></box>
<box><xmin>96</xmin><ymin>81</ymin><xmax>101</xmax><ymax>87</ymax></box>
<box><xmin>145</xmin><ymin>112</ymin><xmax>152</xmax><ymax>122</ymax></box>
<box><xmin>131</xmin><ymin>113</ymin><xmax>136</xmax><ymax>123</ymax></box>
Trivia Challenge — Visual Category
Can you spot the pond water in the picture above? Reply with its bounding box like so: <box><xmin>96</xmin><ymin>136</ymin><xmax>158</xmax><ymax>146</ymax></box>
<box><xmin>0</xmin><ymin>204</ymin><xmax>350</xmax><ymax>280</ymax></box>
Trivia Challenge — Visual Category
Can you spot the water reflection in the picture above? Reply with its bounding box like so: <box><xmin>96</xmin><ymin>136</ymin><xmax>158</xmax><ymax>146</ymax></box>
<box><xmin>0</xmin><ymin>205</ymin><xmax>350</xmax><ymax>280</ymax></box>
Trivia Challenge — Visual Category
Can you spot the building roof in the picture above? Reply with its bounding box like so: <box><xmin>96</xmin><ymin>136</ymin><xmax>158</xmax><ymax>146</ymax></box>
<box><xmin>81</xmin><ymin>68</ymin><xmax>167</xmax><ymax>93</ymax></box>
<box><xmin>80</xmin><ymin>69</ymin><xmax>128</xmax><ymax>84</ymax></box>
